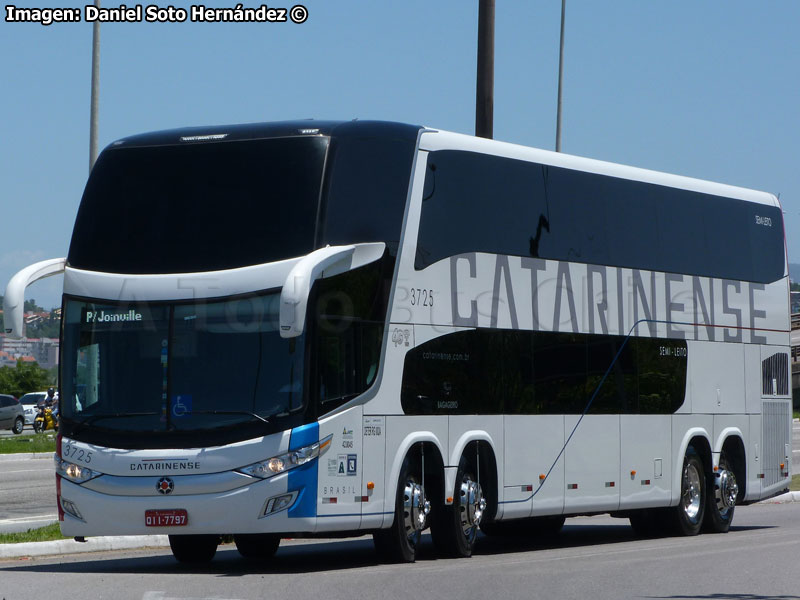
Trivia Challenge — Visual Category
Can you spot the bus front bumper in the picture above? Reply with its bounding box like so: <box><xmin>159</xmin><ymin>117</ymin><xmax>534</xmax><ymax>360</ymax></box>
<box><xmin>57</xmin><ymin>472</ymin><xmax>318</xmax><ymax>537</ymax></box>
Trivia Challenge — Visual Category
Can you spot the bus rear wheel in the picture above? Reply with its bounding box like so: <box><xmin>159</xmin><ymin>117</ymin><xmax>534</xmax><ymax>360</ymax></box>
<box><xmin>234</xmin><ymin>534</ymin><xmax>280</xmax><ymax>559</ymax></box>
<box><xmin>168</xmin><ymin>534</ymin><xmax>219</xmax><ymax>563</ymax></box>
<box><xmin>670</xmin><ymin>448</ymin><xmax>705</xmax><ymax>536</ymax></box>
<box><xmin>373</xmin><ymin>456</ymin><xmax>429</xmax><ymax>563</ymax></box>
<box><xmin>431</xmin><ymin>456</ymin><xmax>486</xmax><ymax>557</ymax></box>
<box><xmin>703</xmin><ymin>452</ymin><xmax>738</xmax><ymax>533</ymax></box>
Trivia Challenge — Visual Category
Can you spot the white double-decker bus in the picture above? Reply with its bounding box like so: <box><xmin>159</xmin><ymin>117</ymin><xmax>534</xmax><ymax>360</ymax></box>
<box><xmin>4</xmin><ymin>120</ymin><xmax>792</xmax><ymax>563</ymax></box>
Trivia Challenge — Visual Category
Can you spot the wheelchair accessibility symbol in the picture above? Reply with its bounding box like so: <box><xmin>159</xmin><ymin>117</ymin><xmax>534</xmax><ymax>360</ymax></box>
<box><xmin>172</xmin><ymin>395</ymin><xmax>192</xmax><ymax>418</ymax></box>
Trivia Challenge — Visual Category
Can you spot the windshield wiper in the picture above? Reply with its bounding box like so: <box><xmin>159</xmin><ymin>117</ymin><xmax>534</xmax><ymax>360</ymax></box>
<box><xmin>70</xmin><ymin>411</ymin><xmax>161</xmax><ymax>436</ymax></box>
<box><xmin>320</xmin><ymin>393</ymin><xmax>360</xmax><ymax>406</ymax></box>
<box><xmin>177</xmin><ymin>410</ymin><xmax>271</xmax><ymax>424</ymax></box>
<box><xmin>68</xmin><ymin>410</ymin><xmax>273</xmax><ymax>437</ymax></box>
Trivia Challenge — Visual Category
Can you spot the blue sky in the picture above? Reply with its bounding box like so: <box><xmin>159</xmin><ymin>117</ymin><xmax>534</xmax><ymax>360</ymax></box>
<box><xmin>2</xmin><ymin>1</ymin><xmax>799</xmax><ymax>309</ymax></box>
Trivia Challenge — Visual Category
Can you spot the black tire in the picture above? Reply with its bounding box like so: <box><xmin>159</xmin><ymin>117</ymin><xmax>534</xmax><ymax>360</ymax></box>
<box><xmin>670</xmin><ymin>449</ymin><xmax>706</xmax><ymax>536</ymax></box>
<box><xmin>431</xmin><ymin>456</ymin><xmax>486</xmax><ymax>558</ymax></box>
<box><xmin>168</xmin><ymin>534</ymin><xmax>219</xmax><ymax>563</ymax></box>
<box><xmin>234</xmin><ymin>534</ymin><xmax>280</xmax><ymax>559</ymax></box>
<box><xmin>33</xmin><ymin>420</ymin><xmax>42</xmax><ymax>434</ymax></box>
<box><xmin>703</xmin><ymin>452</ymin><xmax>737</xmax><ymax>533</ymax></box>
<box><xmin>12</xmin><ymin>417</ymin><xmax>24</xmax><ymax>435</ymax></box>
<box><xmin>373</xmin><ymin>456</ymin><xmax>428</xmax><ymax>563</ymax></box>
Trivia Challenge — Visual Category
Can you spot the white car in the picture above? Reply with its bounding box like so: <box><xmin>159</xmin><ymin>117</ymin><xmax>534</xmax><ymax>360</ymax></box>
<box><xmin>19</xmin><ymin>392</ymin><xmax>48</xmax><ymax>426</ymax></box>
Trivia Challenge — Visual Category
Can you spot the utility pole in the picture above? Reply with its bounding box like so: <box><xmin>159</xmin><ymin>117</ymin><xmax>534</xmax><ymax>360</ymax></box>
<box><xmin>555</xmin><ymin>0</ymin><xmax>566</xmax><ymax>152</ymax></box>
<box><xmin>475</xmin><ymin>0</ymin><xmax>495</xmax><ymax>139</ymax></box>
<box><xmin>89</xmin><ymin>0</ymin><xmax>101</xmax><ymax>171</ymax></box>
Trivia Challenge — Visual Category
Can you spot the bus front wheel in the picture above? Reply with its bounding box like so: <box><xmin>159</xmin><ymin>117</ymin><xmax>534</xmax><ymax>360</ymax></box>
<box><xmin>168</xmin><ymin>534</ymin><xmax>219</xmax><ymax>563</ymax></box>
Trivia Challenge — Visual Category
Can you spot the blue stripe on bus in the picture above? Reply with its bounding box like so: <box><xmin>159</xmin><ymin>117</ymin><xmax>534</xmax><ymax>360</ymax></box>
<box><xmin>287</xmin><ymin>423</ymin><xmax>319</xmax><ymax>519</ymax></box>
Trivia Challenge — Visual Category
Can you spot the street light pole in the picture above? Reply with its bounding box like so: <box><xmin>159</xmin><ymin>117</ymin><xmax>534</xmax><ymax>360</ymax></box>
<box><xmin>555</xmin><ymin>0</ymin><xmax>566</xmax><ymax>152</ymax></box>
<box><xmin>89</xmin><ymin>0</ymin><xmax>101</xmax><ymax>171</ymax></box>
<box><xmin>475</xmin><ymin>0</ymin><xmax>495</xmax><ymax>139</ymax></box>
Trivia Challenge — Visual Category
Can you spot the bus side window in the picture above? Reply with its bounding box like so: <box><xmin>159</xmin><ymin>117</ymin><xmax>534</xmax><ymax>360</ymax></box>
<box><xmin>312</xmin><ymin>261</ymin><xmax>385</xmax><ymax>412</ymax></box>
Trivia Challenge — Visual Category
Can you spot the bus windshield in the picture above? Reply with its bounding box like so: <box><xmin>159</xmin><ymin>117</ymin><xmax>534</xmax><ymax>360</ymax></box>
<box><xmin>60</xmin><ymin>294</ymin><xmax>305</xmax><ymax>438</ymax></box>
<box><xmin>67</xmin><ymin>136</ymin><xmax>328</xmax><ymax>274</ymax></box>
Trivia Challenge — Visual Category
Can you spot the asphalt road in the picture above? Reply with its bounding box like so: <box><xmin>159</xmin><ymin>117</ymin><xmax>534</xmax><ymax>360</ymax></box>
<box><xmin>0</xmin><ymin>503</ymin><xmax>798</xmax><ymax>600</ymax></box>
<box><xmin>0</xmin><ymin>426</ymin><xmax>37</xmax><ymax>438</ymax></box>
<box><xmin>0</xmin><ymin>455</ymin><xmax>58</xmax><ymax>534</ymax></box>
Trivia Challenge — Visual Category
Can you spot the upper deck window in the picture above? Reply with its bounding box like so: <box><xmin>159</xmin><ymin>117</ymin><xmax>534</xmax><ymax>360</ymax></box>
<box><xmin>416</xmin><ymin>150</ymin><xmax>785</xmax><ymax>284</ymax></box>
<box><xmin>68</xmin><ymin>136</ymin><xmax>328</xmax><ymax>274</ymax></box>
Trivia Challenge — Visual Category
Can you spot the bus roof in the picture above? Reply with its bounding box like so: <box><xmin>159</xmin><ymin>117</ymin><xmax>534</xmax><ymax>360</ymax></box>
<box><xmin>420</xmin><ymin>128</ymin><xmax>780</xmax><ymax>208</ymax></box>
<box><xmin>108</xmin><ymin>119</ymin><xmax>423</xmax><ymax>150</ymax></box>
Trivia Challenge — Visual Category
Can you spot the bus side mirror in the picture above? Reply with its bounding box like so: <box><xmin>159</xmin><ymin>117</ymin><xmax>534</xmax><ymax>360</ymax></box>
<box><xmin>279</xmin><ymin>243</ymin><xmax>385</xmax><ymax>339</ymax></box>
<box><xmin>3</xmin><ymin>258</ymin><xmax>66</xmax><ymax>338</ymax></box>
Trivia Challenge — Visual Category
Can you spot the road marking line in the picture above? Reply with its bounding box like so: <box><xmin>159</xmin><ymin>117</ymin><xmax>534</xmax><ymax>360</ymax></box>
<box><xmin>143</xmin><ymin>593</ymin><xmax>244</xmax><ymax>600</ymax></box>
<box><xmin>0</xmin><ymin>514</ymin><xmax>58</xmax><ymax>524</ymax></box>
<box><xmin>0</xmin><ymin>469</ymin><xmax>53</xmax><ymax>474</ymax></box>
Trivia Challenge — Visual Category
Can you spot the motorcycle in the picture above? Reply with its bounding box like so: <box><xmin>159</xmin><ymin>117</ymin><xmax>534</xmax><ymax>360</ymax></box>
<box><xmin>33</xmin><ymin>406</ymin><xmax>58</xmax><ymax>433</ymax></box>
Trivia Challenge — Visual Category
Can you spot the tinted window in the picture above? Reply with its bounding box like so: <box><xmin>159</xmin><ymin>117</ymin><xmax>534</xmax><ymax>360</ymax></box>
<box><xmin>60</xmin><ymin>294</ymin><xmax>308</xmax><ymax>449</ymax></box>
<box><xmin>416</xmin><ymin>152</ymin><xmax>548</xmax><ymax>267</ymax></box>
<box><xmin>636</xmin><ymin>339</ymin><xmax>687</xmax><ymax>413</ymax></box>
<box><xmin>20</xmin><ymin>394</ymin><xmax>44</xmax><ymax>405</ymax></box>
<box><xmin>320</xmin><ymin>136</ymin><xmax>416</xmax><ymax>255</ymax></box>
<box><xmin>309</xmin><ymin>259</ymin><xmax>391</xmax><ymax>414</ymax></box>
<box><xmin>69</xmin><ymin>137</ymin><xmax>328</xmax><ymax>274</ymax></box>
<box><xmin>401</xmin><ymin>329</ymin><xmax>687</xmax><ymax>416</ymax></box>
<box><xmin>416</xmin><ymin>150</ymin><xmax>784</xmax><ymax>283</ymax></box>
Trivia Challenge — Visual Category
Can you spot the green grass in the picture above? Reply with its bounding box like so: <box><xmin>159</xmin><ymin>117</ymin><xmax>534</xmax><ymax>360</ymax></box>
<box><xmin>0</xmin><ymin>434</ymin><xmax>56</xmax><ymax>454</ymax></box>
<box><xmin>0</xmin><ymin>522</ymin><xmax>68</xmax><ymax>544</ymax></box>
<box><xmin>791</xmin><ymin>474</ymin><xmax>800</xmax><ymax>492</ymax></box>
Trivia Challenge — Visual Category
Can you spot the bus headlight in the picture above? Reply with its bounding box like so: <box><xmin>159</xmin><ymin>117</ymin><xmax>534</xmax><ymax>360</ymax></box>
<box><xmin>237</xmin><ymin>434</ymin><xmax>333</xmax><ymax>479</ymax></box>
<box><xmin>54</xmin><ymin>455</ymin><xmax>100</xmax><ymax>484</ymax></box>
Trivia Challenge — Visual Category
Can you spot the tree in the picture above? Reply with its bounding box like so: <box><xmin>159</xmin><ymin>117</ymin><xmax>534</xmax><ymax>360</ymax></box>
<box><xmin>0</xmin><ymin>360</ymin><xmax>52</xmax><ymax>398</ymax></box>
<box><xmin>24</xmin><ymin>299</ymin><xmax>44</xmax><ymax>312</ymax></box>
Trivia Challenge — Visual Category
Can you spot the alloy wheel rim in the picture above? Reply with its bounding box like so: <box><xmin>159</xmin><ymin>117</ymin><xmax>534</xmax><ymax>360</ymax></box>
<box><xmin>682</xmin><ymin>461</ymin><xmax>702</xmax><ymax>522</ymax></box>
<box><xmin>715</xmin><ymin>459</ymin><xmax>738</xmax><ymax>516</ymax></box>
<box><xmin>402</xmin><ymin>479</ymin><xmax>430</xmax><ymax>542</ymax></box>
<box><xmin>458</xmin><ymin>475</ymin><xmax>487</xmax><ymax>539</ymax></box>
